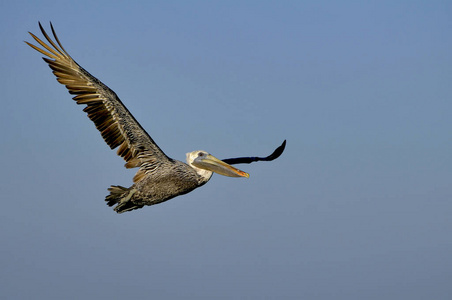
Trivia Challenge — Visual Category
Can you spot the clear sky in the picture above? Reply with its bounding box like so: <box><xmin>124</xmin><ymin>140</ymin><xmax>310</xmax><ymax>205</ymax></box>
<box><xmin>1</xmin><ymin>1</ymin><xmax>451</xmax><ymax>299</ymax></box>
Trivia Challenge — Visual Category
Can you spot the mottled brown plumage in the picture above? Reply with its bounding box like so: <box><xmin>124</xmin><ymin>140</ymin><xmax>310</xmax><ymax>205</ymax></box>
<box><xmin>27</xmin><ymin>22</ymin><xmax>285</xmax><ymax>213</ymax></box>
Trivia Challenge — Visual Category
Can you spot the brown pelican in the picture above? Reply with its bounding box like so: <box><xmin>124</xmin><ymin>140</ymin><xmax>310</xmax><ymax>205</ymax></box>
<box><xmin>26</xmin><ymin>23</ymin><xmax>286</xmax><ymax>213</ymax></box>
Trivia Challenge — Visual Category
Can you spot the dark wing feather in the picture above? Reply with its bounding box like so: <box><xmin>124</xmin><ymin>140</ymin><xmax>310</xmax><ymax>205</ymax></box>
<box><xmin>222</xmin><ymin>140</ymin><xmax>286</xmax><ymax>165</ymax></box>
<box><xmin>26</xmin><ymin>22</ymin><xmax>173</xmax><ymax>182</ymax></box>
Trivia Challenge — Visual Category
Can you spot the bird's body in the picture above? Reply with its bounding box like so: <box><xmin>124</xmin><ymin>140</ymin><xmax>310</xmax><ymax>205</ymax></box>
<box><xmin>107</xmin><ymin>159</ymin><xmax>209</xmax><ymax>212</ymax></box>
<box><xmin>27</xmin><ymin>23</ymin><xmax>285</xmax><ymax>213</ymax></box>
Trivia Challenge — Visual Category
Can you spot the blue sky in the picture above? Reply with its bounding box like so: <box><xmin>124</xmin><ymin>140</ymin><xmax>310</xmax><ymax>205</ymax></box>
<box><xmin>1</xmin><ymin>1</ymin><xmax>451</xmax><ymax>299</ymax></box>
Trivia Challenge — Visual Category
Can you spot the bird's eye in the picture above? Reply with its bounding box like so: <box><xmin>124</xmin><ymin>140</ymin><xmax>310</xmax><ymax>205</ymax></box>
<box><xmin>198</xmin><ymin>152</ymin><xmax>204</xmax><ymax>157</ymax></box>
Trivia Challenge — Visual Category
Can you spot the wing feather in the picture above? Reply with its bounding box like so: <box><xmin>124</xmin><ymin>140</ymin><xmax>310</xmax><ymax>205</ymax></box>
<box><xmin>27</xmin><ymin>22</ymin><xmax>173</xmax><ymax>181</ymax></box>
<box><xmin>221</xmin><ymin>140</ymin><xmax>286</xmax><ymax>165</ymax></box>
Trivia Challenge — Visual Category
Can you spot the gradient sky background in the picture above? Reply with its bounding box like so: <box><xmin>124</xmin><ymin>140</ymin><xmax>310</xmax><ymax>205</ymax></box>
<box><xmin>1</xmin><ymin>1</ymin><xmax>451</xmax><ymax>299</ymax></box>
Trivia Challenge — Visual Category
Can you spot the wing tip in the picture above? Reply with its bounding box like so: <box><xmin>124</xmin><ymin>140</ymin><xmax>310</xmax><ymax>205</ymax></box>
<box><xmin>268</xmin><ymin>139</ymin><xmax>287</xmax><ymax>160</ymax></box>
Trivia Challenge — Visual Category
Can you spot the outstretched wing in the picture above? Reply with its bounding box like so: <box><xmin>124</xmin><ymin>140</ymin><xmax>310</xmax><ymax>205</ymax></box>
<box><xmin>26</xmin><ymin>22</ymin><xmax>173</xmax><ymax>182</ymax></box>
<box><xmin>222</xmin><ymin>140</ymin><xmax>286</xmax><ymax>165</ymax></box>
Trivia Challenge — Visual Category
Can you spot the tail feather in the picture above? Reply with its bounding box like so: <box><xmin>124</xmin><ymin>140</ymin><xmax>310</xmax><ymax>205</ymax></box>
<box><xmin>105</xmin><ymin>185</ymin><xmax>143</xmax><ymax>213</ymax></box>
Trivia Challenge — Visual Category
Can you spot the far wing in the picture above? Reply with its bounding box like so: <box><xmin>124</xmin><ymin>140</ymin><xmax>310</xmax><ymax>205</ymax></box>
<box><xmin>222</xmin><ymin>140</ymin><xmax>286</xmax><ymax>165</ymax></box>
<box><xmin>26</xmin><ymin>22</ymin><xmax>173</xmax><ymax>182</ymax></box>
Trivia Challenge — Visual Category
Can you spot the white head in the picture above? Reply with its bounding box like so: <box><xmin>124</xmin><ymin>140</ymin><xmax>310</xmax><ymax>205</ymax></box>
<box><xmin>186</xmin><ymin>150</ymin><xmax>249</xmax><ymax>180</ymax></box>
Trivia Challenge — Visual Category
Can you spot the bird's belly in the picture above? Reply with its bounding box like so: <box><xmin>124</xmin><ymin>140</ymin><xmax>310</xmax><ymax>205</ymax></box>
<box><xmin>133</xmin><ymin>175</ymin><xmax>200</xmax><ymax>205</ymax></box>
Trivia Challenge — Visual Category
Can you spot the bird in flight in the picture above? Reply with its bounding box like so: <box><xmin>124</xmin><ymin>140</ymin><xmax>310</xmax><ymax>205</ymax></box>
<box><xmin>26</xmin><ymin>22</ymin><xmax>286</xmax><ymax>213</ymax></box>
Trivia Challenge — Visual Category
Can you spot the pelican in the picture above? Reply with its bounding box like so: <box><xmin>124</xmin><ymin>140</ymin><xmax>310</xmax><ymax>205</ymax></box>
<box><xmin>26</xmin><ymin>23</ymin><xmax>286</xmax><ymax>213</ymax></box>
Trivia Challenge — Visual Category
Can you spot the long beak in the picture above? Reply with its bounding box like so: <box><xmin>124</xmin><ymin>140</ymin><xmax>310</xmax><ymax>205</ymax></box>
<box><xmin>197</xmin><ymin>154</ymin><xmax>250</xmax><ymax>178</ymax></box>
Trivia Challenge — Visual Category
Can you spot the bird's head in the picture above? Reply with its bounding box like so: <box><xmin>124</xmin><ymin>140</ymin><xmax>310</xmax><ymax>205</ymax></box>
<box><xmin>186</xmin><ymin>150</ymin><xmax>249</xmax><ymax>179</ymax></box>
